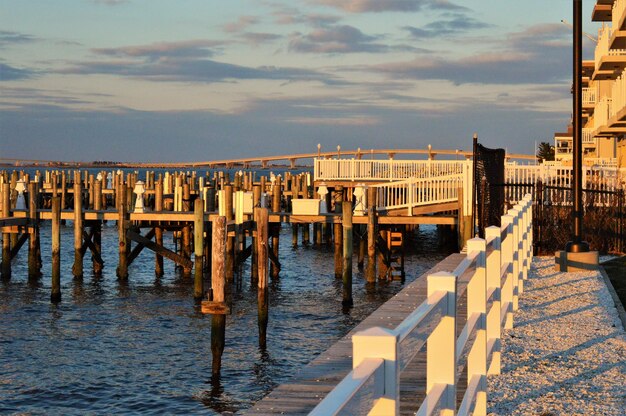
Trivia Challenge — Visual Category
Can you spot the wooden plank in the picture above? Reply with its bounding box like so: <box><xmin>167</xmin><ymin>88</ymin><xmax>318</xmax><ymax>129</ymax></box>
<box><xmin>200</xmin><ymin>301</ymin><xmax>230</xmax><ymax>315</ymax></box>
<box><xmin>9</xmin><ymin>232</ymin><xmax>28</xmax><ymax>260</ymax></box>
<box><xmin>127</xmin><ymin>229</ymin><xmax>193</xmax><ymax>269</ymax></box>
<box><xmin>127</xmin><ymin>227</ymin><xmax>156</xmax><ymax>265</ymax></box>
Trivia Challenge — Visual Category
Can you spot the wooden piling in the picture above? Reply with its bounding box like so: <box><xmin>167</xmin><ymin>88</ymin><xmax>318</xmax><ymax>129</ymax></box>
<box><xmin>1</xmin><ymin>182</ymin><xmax>11</xmax><ymax>280</ymax></box>
<box><xmin>270</xmin><ymin>177</ymin><xmax>281</xmax><ymax>279</ymax></box>
<box><xmin>357</xmin><ymin>224</ymin><xmax>366</xmax><ymax>270</ymax></box>
<box><xmin>155</xmin><ymin>179</ymin><xmax>164</xmax><ymax>277</ymax></box>
<box><xmin>194</xmin><ymin>198</ymin><xmax>204</xmax><ymax>301</ymax></box>
<box><xmin>72</xmin><ymin>174</ymin><xmax>83</xmax><ymax>278</ymax></box>
<box><xmin>342</xmin><ymin>201</ymin><xmax>353</xmax><ymax>307</ymax></box>
<box><xmin>224</xmin><ymin>185</ymin><xmax>234</xmax><ymax>282</ymax></box>
<box><xmin>182</xmin><ymin>183</ymin><xmax>192</xmax><ymax>277</ymax></box>
<box><xmin>255</xmin><ymin>208</ymin><xmax>269</xmax><ymax>349</ymax></box>
<box><xmin>28</xmin><ymin>181</ymin><xmax>41</xmax><ymax>279</ymax></box>
<box><xmin>366</xmin><ymin>187</ymin><xmax>377</xmax><ymax>283</ymax></box>
<box><xmin>116</xmin><ymin>184</ymin><xmax>128</xmax><ymax>279</ymax></box>
<box><xmin>334</xmin><ymin>186</ymin><xmax>344</xmax><ymax>279</ymax></box>
<box><xmin>251</xmin><ymin>185</ymin><xmax>261</xmax><ymax>283</ymax></box>
<box><xmin>210</xmin><ymin>216</ymin><xmax>227</xmax><ymax>377</ymax></box>
<box><xmin>51</xmin><ymin>197</ymin><xmax>61</xmax><ymax>303</ymax></box>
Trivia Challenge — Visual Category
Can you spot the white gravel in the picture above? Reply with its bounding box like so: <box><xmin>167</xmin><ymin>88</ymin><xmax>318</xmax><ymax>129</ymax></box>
<box><xmin>487</xmin><ymin>257</ymin><xmax>626</xmax><ymax>416</ymax></box>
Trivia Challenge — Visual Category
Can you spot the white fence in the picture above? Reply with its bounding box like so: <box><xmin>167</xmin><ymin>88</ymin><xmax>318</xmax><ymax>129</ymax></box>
<box><xmin>371</xmin><ymin>173</ymin><xmax>467</xmax><ymax>216</ymax></box>
<box><xmin>314</xmin><ymin>158</ymin><xmax>469</xmax><ymax>182</ymax></box>
<box><xmin>310</xmin><ymin>195</ymin><xmax>533</xmax><ymax>415</ymax></box>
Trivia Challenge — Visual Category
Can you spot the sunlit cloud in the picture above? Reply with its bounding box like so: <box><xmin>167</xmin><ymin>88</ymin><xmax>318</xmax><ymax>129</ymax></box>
<box><xmin>310</xmin><ymin>0</ymin><xmax>428</xmax><ymax>13</ymax></box>
<box><xmin>222</xmin><ymin>16</ymin><xmax>259</xmax><ymax>33</ymax></box>
<box><xmin>372</xmin><ymin>24</ymin><xmax>572</xmax><ymax>85</ymax></box>
<box><xmin>404</xmin><ymin>15</ymin><xmax>490</xmax><ymax>39</ymax></box>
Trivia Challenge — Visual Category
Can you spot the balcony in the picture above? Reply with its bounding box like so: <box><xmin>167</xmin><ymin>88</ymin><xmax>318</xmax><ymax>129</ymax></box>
<box><xmin>595</xmin><ymin>26</ymin><xmax>626</xmax><ymax>79</ymax></box>
<box><xmin>594</xmin><ymin>0</ymin><xmax>615</xmax><ymax>21</ymax></box>
<box><xmin>583</xmin><ymin>86</ymin><xmax>598</xmax><ymax>108</ymax></box>
<box><xmin>610</xmin><ymin>0</ymin><xmax>626</xmax><ymax>48</ymax></box>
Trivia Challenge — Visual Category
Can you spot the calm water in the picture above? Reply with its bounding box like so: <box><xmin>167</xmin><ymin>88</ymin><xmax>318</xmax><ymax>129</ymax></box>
<box><xmin>0</xmin><ymin>219</ymin><xmax>451</xmax><ymax>415</ymax></box>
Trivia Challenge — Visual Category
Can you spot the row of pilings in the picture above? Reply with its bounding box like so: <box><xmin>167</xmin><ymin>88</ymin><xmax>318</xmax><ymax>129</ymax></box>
<box><xmin>0</xmin><ymin>167</ymin><xmax>449</xmax><ymax>376</ymax></box>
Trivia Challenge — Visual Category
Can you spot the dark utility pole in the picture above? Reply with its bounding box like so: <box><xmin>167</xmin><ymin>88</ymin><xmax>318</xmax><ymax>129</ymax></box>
<box><xmin>567</xmin><ymin>0</ymin><xmax>589</xmax><ymax>253</ymax></box>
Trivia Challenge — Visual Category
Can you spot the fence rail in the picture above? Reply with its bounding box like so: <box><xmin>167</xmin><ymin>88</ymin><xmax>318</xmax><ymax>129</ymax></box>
<box><xmin>310</xmin><ymin>195</ymin><xmax>533</xmax><ymax>415</ymax></box>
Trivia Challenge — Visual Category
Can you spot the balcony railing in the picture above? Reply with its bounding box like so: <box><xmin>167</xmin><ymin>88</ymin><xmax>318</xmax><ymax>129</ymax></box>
<box><xmin>595</xmin><ymin>96</ymin><xmax>612</xmax><ymax>130</ymax></box>
<box><xmin>583</xmin><ymin>128</ymin><xmax>597</xmax><ymax>144</ymax></box>
<box><xmin>582</xmin><ymin>86</ymin><xmax>597</xmax><ymax>106</ymax></box>
<box><xmin>596</xmin><ymin>26</ymin><xmax>626</xmax><ymax>70</ymax></box>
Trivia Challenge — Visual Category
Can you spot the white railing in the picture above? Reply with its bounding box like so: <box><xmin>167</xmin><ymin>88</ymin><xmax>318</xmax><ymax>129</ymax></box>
<box><xmin>371</xmin><ymin>173</ymin><xmax>463</xmax><ymax>216</ymax></box>
<box><xmin>582</xmin><ymin>86</ymin><xmax>597</xmax><ymax>106</ymax></box>
<box><xmin>582</xmin><ymin>128</ymin><xmax>596</xmax><ymax>144</ymax></box>
<box><xmin>595</xmin><ymin>26</ymin><xmax>626</xmax><ymax>70</ymax></box>
<box><xmin>314</xmin><ymin>158</ymin><xmax>468</xmax><ymax>182</ymax></box>
<box><xmin>310</xmin><ymin>196</ymin><xmax>534</xmax><ymax>416</ymax></box>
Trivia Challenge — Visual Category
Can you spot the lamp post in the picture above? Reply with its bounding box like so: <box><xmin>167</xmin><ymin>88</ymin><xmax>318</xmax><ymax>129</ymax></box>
<box><xmin>567</xmin><ymin>0</ymin><xmax>589</xmax><ymax>253</ymax></box>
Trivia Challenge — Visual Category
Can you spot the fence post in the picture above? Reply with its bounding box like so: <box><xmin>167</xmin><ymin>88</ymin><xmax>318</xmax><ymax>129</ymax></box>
<box><xmin>426</xmin><ymin>271</ymin><xmax>457</xmax><ymax>415</ymax></box>
<box><xmin>352</xmin><ymin>327</ymin><xmax>399</xmax><ymax>415</ymax></box>
<box><xmin>485</xmin><ymin>226</ymin><xmax>502</xmax><ymax>375</ymax></box>
<box><xmin>501</xmin><ymin>214</ymin><xmax>514</xmax><ymax>329</ymax></box>
<box><xmin>508</xmin><ymin>207</ymin><xmax>521</xmax><ymax>302</ymax></box>
<box><xmin>466</xmin><ymin>238</ymin><xmax>487</xmax><ymax>415</ymax></box>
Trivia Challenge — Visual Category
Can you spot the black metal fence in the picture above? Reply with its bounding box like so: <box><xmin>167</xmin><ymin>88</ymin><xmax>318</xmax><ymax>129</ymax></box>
<box><xmin>484</xmin><ymin>182</ymin><xmax>625</xmax><ymax>255</ymax></box>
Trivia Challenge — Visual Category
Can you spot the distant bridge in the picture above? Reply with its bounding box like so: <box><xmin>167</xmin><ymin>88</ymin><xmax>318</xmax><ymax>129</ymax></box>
<box><xmin>0</xmin><ymin>148</ymin><xmax>535</xmax><ymax>169</ymax></box>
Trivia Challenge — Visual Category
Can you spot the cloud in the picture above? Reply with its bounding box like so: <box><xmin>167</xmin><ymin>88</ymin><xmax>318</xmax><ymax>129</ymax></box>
<box><xmin>373</xmin><ymin>24</ymin><xmax>573</xmax><ymax>85</ymax></box>
<box><xmin>59</xmin><ymin>40</ymin><xmax>343</xmax><ymax>85</ymax></box>
<box><xmin>288</xmin><ymin>25</ymin><xmax>391</xmax><ymax>53</ymax></box>
<box><xmin>0</xmin><ymin>63</ymin><xmax>36</xmax><ymax>81</ymax></box>
<box><xmin>272</xmin><ymin>7</ymin><xmax>342</xmax><ymax>26</ymax></box>
<box><xmin>92</xmin><ymin>40</ymin><xmax>222</xmax><ymax>60</ymax></box>
<box><xmin>92</xmin><ymin>0</ymin><xmax>128</xmax><ymax>5</ymax></box>
<box><xmin>0</xmin><ymin>30</ymin><xmax>37</xmax><ymax>47</ymax></box>
<box><xmin>222</xmin><ymin>16</ymin><xmax>258</xmax><ymax>33</ymax></box>
<box><xmin>310</xmin><ymin>0</ymin><xmax>428</xmax><ymax>13</ymax></box>
<box><xmin>404</xmin><ymin>15</ymin><xmax>490</xmax><ymax>39</ymax></box>
<box><xmin>238</xmin><ymin>32</ymin><xmax>282</xmax><ymax>47</ymax></box>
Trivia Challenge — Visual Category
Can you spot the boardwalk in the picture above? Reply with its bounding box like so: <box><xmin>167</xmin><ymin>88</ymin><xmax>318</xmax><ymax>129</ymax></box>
<box><xmin>243</xmin><ymin>253</ymin><xmax>466</xmax><ymax>415</ymax></box>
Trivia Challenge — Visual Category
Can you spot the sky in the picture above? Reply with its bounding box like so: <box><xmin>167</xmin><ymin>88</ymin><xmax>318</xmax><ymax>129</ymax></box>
<box><xmin>0</xmin><ymin>0</ymin><xmax>601</xmax><ymax>163</ymax></box>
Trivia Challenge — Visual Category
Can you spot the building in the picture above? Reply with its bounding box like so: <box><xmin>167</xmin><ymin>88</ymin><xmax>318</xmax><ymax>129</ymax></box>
<box><xmin>583</xmin><ymin>0</ymin><xmax>626</xmax><ymax>167</ymax></box>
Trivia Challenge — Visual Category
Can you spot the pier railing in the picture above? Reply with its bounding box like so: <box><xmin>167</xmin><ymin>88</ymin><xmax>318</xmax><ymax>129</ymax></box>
<box><xmin>314</xmin><ymin>158</ymin><xmax>469</xmax><ymax>182</ymax></box>
<box><xmin>310</xmin><ymin>195</ymin><xmax>533</xmax><ymax>416</ymax></box>
<box><xmin>371</xmin><ymin>173</ymin><xmax>466</xmax><ymax>216</ymax></box>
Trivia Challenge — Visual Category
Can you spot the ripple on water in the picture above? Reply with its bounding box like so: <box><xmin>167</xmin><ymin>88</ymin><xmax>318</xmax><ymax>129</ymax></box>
<box><xmin>0</xmin><ymin>221</ymin><xmax>452</xmax><ymax>414</ymax></box>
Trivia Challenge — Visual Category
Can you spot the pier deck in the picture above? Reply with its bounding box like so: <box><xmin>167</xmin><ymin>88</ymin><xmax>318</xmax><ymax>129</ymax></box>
<box><xmin>244</xmin><ymin>253</ymin><xmax>466</xmax><ymax>415</ymax></box>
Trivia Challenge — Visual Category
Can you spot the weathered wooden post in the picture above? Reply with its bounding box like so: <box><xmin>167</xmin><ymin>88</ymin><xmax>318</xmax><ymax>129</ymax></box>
<box><xmin>334</xmin><ymin>186</ymin><xmax>344</xmax><ymax>279</ymax></box>
<box><xmin>342</xmin><ymin>201</ymin><xmax>353</xmax><ymax>307</ymax></box>
<box><xmin>194</xmin><ymin>198</ymin><xmax>205</xmax><ymax>301</ymax></box>
<box><xmin>270</xmin><ymin>177</ymin><xmax>281</xmax><ymax>279</ymax></box>
<box><xmin>255</xmin><ymin>207</ymin><xmax>269</xmax><ymax>349</ymax></box>
<box><xmin>209</xmin><ymin>216</ymin><xmax>227</xmax><ymax>377</ymax></box>
<box><xmin>251</xmin><ymin>185</ymin><xmax>262</xmax><ymax>283</ymax></box>
<box><xmin>117</xmin><ymin>183</ymin><xmax>128</xmax><ymax>279</ymax></box>
<box><xmin>91</xmin><ymin>180</ymin><xmax>103</xmax><ymax>276</ymax></box>
<box><xmin>366</xmin><ymin>187</ymin><xmax>377</xmax><ymax>283</ymax></box>
<box><xmin>28</xmin><ymin>181</ymin><xmax>41</xmax><ymax>279</ymax></box>
<box><xmin>182</xmin><ymin>182</ymin><xmax>192</xmax><ymax>277</ymax></box>
<box><xmin>224</xmin><ymin>184</ymin><xmax>234</xmax><ymax>282</ymax></box>
<box><xmin>1</xmin><ymin>182</ymin><xmax>11</xmax><ymax>280</ymax></box>
<box><xmin>72</xmin><ymin>173</ymin><xmax>83</xmax><ymax>278</ymax></box>
<box><xmin>155</xmin><ymin>178</ymin><xmax>164</xmax><ymax>277</ymax></box>
<box><xmin>51</xmin><ymin>197</ymin><xmax>61</xmax><ymax>303</ymax></box>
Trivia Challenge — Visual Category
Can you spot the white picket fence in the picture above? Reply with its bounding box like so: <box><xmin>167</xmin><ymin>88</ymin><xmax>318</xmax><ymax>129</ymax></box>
<box><xmin>310</xmin><ymin>195</ymin><xmax>533</xmax><ymax>416</ymax></box>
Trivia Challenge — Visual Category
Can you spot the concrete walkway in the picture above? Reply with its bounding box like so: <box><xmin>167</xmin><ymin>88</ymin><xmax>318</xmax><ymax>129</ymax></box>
<box><xmin>487</xmin><ymin>257</ymin><xmax>626</xmax><ymax>415</ymax></box>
